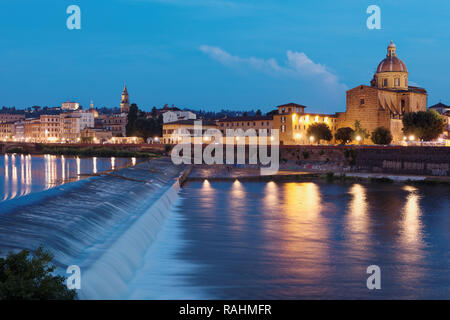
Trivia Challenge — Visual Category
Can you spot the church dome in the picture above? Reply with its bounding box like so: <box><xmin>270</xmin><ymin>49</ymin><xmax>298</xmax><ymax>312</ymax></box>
<box><xmin>376</xmin><ymin>40</ymin><xmax>407</xmax><ymax>73</ymax></box>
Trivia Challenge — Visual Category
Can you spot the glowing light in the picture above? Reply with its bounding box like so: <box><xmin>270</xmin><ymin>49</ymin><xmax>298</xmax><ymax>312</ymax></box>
<box><xmin>309</xmin><ymin>136</ymin><xmax>314</xmax><ymax>142</ymax></box>
<box><xmin>409</xmin><ymin>135</ymin><xmax>415</xmax><ymax>141</ymax></box>
<box><xmin>295</xmin><ymin>133</ymin><xmax>302</xmax><ymax>139</ymax></box>
<box><xmin>356</xmin><ymin>135</ymin><xmax>361</xmax><ymax>142</ymax></box>
<box><xmin>314</xmin><ymin>116</ymin><xmax>319</xmax><ymax>122</ymax></box>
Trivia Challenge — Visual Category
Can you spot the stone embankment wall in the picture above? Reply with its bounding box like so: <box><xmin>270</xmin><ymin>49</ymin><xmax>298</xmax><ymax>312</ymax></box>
<box><xmin>280</xmin><ymin>146</ymin><xmax>450</xmax><ymax>176</ymax></box>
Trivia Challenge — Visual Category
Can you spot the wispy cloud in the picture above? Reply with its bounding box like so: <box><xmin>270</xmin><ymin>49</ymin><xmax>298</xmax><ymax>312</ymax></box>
<box><xmin>199</xmin><ymin>45</ymin><xmax>347</xmax><ymax>91</ymax></box>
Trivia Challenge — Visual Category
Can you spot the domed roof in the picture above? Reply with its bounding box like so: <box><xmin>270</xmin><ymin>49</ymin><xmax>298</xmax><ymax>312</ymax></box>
<box><xmin>376</xmin><ymin>56</ymin><xmax>407</xmax><ymax>73</ymax></box>
<box><xmin>376</xmin><ymin>40</ymin><xmax>407</xmax><ymax>73</ymax></box>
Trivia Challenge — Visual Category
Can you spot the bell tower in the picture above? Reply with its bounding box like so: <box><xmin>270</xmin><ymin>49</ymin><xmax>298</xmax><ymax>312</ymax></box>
<box><xmin>121</xmin><ymin>85</ymin><xmax>130</xmax><ymax>113</ymax></box>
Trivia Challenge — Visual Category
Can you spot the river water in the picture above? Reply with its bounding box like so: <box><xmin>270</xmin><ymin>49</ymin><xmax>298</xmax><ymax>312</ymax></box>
<box><xmin>0</xmin><ymin>157</ymin><xmax>448</xmax><ymax>299</ymax></box>
<box><xmin>135</xmin><ymin>180</ymin><xmax>449</xmax><ymax>299</ymax></box>
<box><xmin>0</xmin><ymin>154</ymin><xmax>135</xmax><ymax>201</ymax></box>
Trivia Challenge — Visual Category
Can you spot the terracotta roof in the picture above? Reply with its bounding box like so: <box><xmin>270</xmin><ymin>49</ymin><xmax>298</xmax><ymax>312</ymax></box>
<box><xmin>376</xmin><ymin>56</ymin><xmax>407</xmax><ymax>73</ymax></box>
<box><xmin>276</xmin><ymin>102</ymin><xmax>307</xmax><ymax>109</ymax></box>
<box><xmin>165</xmin><ymin>119</ymin><xmax>217</xmax><ymax>126</ymax></box>
<box><xmin>218</xmin><ymin>115</ymin><xmax>273</xmax><ymax>122</ymax></box>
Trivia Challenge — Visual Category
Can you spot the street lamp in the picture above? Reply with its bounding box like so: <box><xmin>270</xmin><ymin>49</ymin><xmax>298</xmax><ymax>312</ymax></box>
<box><xmin>356</xmin><ymin>135</ymin><xmax>361</xmax><ymax>143</ymax></box>
<box><xmin>409</xmin><ymin>135</ymin><xmax>415</xmax><ymax>141</ymax></box>
<box><xmin>309</xmin><ymin>136</ymin><xmax>314</xmax><ymax>144</ymax></box>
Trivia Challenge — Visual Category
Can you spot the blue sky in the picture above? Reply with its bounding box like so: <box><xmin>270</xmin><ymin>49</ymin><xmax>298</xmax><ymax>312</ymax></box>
<box><xmin>1</xmin><ymin>0</ymin><xmax>449</xmax><ymax>113</ymax></box>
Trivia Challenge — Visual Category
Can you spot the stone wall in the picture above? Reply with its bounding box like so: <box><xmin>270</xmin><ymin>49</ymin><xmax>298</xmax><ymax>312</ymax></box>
<box><xmin>280</xmin><ymin>146</ymin><xmax>450</xmax><ymax>176</ymax></box>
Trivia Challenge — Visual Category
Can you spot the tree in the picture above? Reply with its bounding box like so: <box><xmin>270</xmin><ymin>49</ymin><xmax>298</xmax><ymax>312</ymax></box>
<box><xmin>353</xmin><ymin>120</ymin><xmax>370</xmax><ymax>143</ymax></box>
<box><xmin>402</xmin><ymin>110</ymin><xmax>445</xmax><ymax>141</ymax></box>
<box><xmin>126</xmin><ymin>103</ymin><xmax>139</xmax><ymax>136</ymax></box>
<box><xmin>306</xmin><ymin>123</ymin><xmax>332</xmax><ymax>144</ymax></box>
<box><xmin>0</xmin><ymin>246</ymin><xmax>77</xmax><ymax>300</ymax></box>
<box><xmin>256</xmin><ymin>109</ymin><xmax>262</xmax><ymax>116</ymax></box>
<box><xmin>335</xmin><ymin>127</ymin><xmax>354</xmax><ymax>144</ymax></box>
<box><xmin>371</xmin><ymin>126</ymin><xmax>393</xmax><ymax>145</ymax></box>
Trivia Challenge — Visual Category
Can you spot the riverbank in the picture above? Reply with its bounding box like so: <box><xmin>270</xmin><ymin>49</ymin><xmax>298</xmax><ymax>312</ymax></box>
<box><xmin>186</xmin><ymin>164</ymin><xmax>450</xmax><ymax>185</ymax></box>
<box><xmin>2</xmin><ymin>144</ymin><xmax>163</xmax><ymax>158</ymax></box>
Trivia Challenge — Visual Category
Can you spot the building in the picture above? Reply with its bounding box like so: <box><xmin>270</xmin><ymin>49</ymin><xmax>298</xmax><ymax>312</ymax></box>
<box><xmin>337</xmin><ymin>41</ymin><xmax>428</xmax><ymax>143</ymax></box>
<box><xmin>40</xmin><ymin>114</ymin><xmax>61</xmax><ymax>142</ymax></box>
<box><xmin>429</xmin><ymin>102</ymin><xmax>450</xmax><ymax>115</ymax></box>
<box><xmin>99</xmin><ymin>113</ymin><xmax>127</xmax><ymax>137</ymax></box>
<box><xmin>162</xmin><ymin>110</ymin><xmax>197</xmax><ymax>124</ymax></box>
<box><xmin>80</xmin><ymin>127</ymin><xmax>113</xmax><ymax>143</ymax></box>
<box><xmin>60</xmin><ymin>113</ymin><xmax>81</xmax><ymax>142</ymax></box>
<box><xmin>24</xmin><ymin>119</ymin><xmax>41</xmax><ymax>142</ymax></box>
<box><xmin>273</xmin><ymin>103</ymin><xmax>338</xmax><ymax>145</ymax></box>
<box><xmin>162</xmin><ymin>119</ymin><xmax>217</xmax><ymax>144</ymax></box>
<box><xmin>0</xmin><ymin>113</ymin><xmax>25</xmax><ymax>123</ymax></box>
<box><xmin>14</xmin><ymin>121</ymin><xmax>25</xmax><ymax>141</ymax></box>
<box><xmin>0</xmin><ymin>122</ymin><xmax>15</xmax><ymax>141</ymax></box>
<box><xmin>121</xmin><ymin>85</ymin><xmax>130</xmax><ymax>113</ymax></box>
<box><xmin>218</xmin><ymin>115</ymin><xmax>273</xmax><ymax>134</ymax></box>
<box><xmin>62</xmin><ymin>101</ymin><xmax>80</xmax><ymax>111</ymax></box>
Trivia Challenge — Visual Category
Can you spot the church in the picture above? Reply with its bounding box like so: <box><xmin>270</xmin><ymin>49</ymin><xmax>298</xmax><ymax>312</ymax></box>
<box><xmin>337</xmin><ymin>41</ymin><xmax>428</xmax><ymax>143</ymax></box>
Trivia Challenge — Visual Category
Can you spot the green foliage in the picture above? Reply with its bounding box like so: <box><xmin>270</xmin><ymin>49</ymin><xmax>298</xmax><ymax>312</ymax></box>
<box><xmin>335</xmin><ymin>127</ymin><xmax>354</xmax><ymax>144</ymax></box>
<box><xmin>344</xmin><ymin>149</ymin><xmax>358</xmax><ymax>166</ymax></box>
<box><xmin>369</xmin><ymin>177</ymin><xmax>394</xmax><ymax>183</ymax></box>
<box><xmin>40</xmin><ymin>145</ymin><xmax>158</xmax><ymax>158</ymax></box>
<box><xmin>371</xmin><ymin>127</ymin><xmax>393</xmax><ymax>145</ymax></box>
<box><xmin>325</xmin><ymin>171</ymin><xmax>335</xmax><ymax>181</ymax></box>
<box><xmin>319</xmin><ymin>150</ymin><xmax>325</xmax><ymax>156</ymax></box>
<box><xmin>5</xmin><ymin>147</ymin><xmax>29</xmax><ymax>154</ymax></box>
<box><xmin>80</xmin><ymin>136</ymin><xmax>93</xmax><ymax>144</ymax></box>
<box><xmin>126</xmin><ymin>104</ymin><xmax>163</xmax><ymax>140</ymax></box>
<box><xmin>0</xmin><ymin>246</ymin><xmax>76</xmax><ymax>300</ymax></box>
<box><xmin>402</xmin><ymin>110</ymin><xmax>445</xmax><ymax>141</ymax></box>
<box><xmin>302</xmin><ymin>151</ymin><xmax>309</xmax><ymax>159</ymax></box>
<box><xmin>353</xmin><ymin>120</ymin><xmax>370</xmax><ymax>143</ymax></box>
<box><xmin>306</xmin><ymin>123</ymin><xmax>332</xmax><ymax>143</ymax></box>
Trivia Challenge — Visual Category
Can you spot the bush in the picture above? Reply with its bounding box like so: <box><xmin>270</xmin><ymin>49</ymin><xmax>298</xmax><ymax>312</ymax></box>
<box><xmin>402</xmin><ymin>110</ymin><xmax>446</xmax><ymax>141</ymax></box>
<box><xmin>0</xmin><ymin>246</ymin><xmax>76</xmax><ymax>300</ymax></box>
<box><xmin>306</xmin><ymin>123</ymin><xmax>332</xmax><ymax>143</ymax></box>
<box><xmin>335</xmin><ymin>127</ymin><xmax>354</xmax><ymax>144</ymax></box>
<box><xmin>371</xmin><ymin>127</ymin><xmax>393</xmax><ymax>145</ymax></box>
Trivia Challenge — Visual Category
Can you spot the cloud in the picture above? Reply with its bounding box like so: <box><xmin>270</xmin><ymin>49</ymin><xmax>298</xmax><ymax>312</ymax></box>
<box><xmin>199</xmin><ymin>45</ymin><xmax>347</xmax><ymax>91</ymax></box>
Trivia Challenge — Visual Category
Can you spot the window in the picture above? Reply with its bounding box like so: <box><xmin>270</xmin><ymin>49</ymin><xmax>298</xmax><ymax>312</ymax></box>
<box><xmin>360</xmin><ymin>99</ymin><xmax>365</xmax><ymax>105</ymax></box>
<box><xmin>394</xmin><ymin>78</ymin><xmax>400</xmax><ymax>86</ymax></box>
<box><xmin>281</xmin><ymin>125</ymin><xmax>286</xmax><ymax>133</ymax></box>
<box><xmin>383</xmin><ymin>79</ymin><xmax>388</xmax><ymax>87</ymax></box>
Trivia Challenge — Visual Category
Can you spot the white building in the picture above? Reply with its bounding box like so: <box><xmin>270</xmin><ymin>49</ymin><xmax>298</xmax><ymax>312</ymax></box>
<box><xmin>162</xmin><ymin>110</ymin><xmax>196</xmax><ymax>124</ymax></box>
<box><xmin>62</xmin><ymin>101</ymin><xmax>80</xmax><ymax>111</ymax></box>
<box><xmin>73</xmin><ymin>110</ymin><xmax>95</xmax><ymax>131</ymax></box>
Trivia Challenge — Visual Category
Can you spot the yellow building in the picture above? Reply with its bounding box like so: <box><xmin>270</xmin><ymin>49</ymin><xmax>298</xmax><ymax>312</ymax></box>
<box><xmin>272</xmin><ymin>103</ymin><xmax>337</xmax><ymax>145</ymax></box>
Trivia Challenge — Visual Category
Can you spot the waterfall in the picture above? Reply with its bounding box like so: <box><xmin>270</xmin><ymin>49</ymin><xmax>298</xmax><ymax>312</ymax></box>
<box><xmin>0</xmin><ymin>159</ymin><xmax>187</xmax><ymax>300</ymax></box>
<box><xmin>78</xmin><ymin>180</ymin><xmax>181</xmax><ymax>299</ymax></box>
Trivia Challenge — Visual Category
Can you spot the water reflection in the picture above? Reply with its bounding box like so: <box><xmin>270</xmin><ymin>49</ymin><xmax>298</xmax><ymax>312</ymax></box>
<box><xmin>228</xmin><ymin>180</ymin><xmax>246</xmax><ymax>231</ymax></box>
<box><xmin>347</xmin><ymin>184</ymin><xmax>369</xmax><ymax>241</ymax></box>
<box><xmin>177</xmin><ymin>181</ymin><xmax>449</xmax><ymax>299</ymax></box>
<box><xmin>0</xmin><ymin>154</ymin><xmax>135</xmax><ymax>202</ymax></box>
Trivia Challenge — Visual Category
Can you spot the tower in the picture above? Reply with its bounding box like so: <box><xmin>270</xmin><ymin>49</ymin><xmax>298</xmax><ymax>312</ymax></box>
<box><xmin>121</xmin><ymin>85</ymin><xmax>130</xmax><ymax>113</ymax></box>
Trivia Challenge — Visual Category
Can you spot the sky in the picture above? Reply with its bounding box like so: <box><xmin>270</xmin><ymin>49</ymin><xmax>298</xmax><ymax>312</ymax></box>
<box><xmin>1</xmin><ymin>0</ymin><xmax>449</xmax><ymax>114</ymax></box>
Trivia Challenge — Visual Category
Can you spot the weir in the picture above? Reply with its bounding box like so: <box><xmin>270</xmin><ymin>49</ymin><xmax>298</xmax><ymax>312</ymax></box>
<box><xmin>0</xmin><ymin>158</ymin><xmax>188</xmax><ymax>299</ymax></box>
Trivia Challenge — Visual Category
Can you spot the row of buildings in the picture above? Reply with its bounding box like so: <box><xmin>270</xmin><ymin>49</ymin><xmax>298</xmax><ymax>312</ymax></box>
<box><xmin>1</xmin><ymin>41</ymin><xmax>449</xmax><ymax>146</ymax></box>
<box><xmin>162</xmin><ymin>41</ymin><xmax>449</xmax><ymax>145</ymax></box>
<box><xmin>0</xmin><ymin>86</ymin><xmax>130</xmax><ymax>143</ymax></box>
